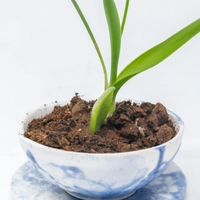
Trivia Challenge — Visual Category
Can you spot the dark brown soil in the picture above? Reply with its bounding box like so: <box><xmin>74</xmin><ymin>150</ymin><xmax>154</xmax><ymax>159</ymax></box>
<box><xmin>24</xmin><ymin>95</ymin><xmax>176</xmax><ymax>153</ymax></box>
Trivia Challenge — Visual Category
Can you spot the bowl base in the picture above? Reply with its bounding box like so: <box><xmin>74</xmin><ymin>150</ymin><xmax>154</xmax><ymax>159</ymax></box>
<box><xmin>66</xmin><ymin>190</ymin><xmax>135</xmax><ymax>200</ymax></box>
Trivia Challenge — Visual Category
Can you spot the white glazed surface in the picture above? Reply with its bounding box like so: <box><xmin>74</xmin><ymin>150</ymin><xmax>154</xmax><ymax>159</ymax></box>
<box><xmin>19</xmin><ymin>101</ymin><xmax>184</xmax><ymax>200</ymax></box>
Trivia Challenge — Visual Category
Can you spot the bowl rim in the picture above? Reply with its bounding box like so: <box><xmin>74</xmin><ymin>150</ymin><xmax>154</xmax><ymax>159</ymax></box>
<box><xmin>19</xmin><ymin>100</ymin><xmax>184</xmax><ymax>156</ymax></box>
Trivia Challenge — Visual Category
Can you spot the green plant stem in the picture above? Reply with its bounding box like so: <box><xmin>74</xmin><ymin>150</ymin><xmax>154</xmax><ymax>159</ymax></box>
<box><xmin>71</xmin><ymin>0</ymin><xmax>108</xmax><ymax>90</ymax></box>
<box><xmin>121</xmin><ymin>0</ymin><xmax>130</xmax><ymax>36</ymax></box>
<box><xmin>89</xmin><ymin>86</ymin><xmax>115</xmax><ymax>134</ymax></box>
<box><xmin>103</xmin><ymin>0</ymin><xmax>121</xmax><ymax>86</ymax></box>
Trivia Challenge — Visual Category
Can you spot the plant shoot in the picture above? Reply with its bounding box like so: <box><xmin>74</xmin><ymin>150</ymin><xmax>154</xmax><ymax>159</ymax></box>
<box><xmin>71</xmin><ymin>0</ymin><xmax>200</xmax><ymax>134</ymax></box>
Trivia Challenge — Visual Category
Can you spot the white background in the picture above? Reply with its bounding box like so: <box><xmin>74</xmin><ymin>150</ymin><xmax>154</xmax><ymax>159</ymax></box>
<box><xmin>0</xmin><ymin>0</ymin><xmax>199</xmax><ymax>199</ymax></box>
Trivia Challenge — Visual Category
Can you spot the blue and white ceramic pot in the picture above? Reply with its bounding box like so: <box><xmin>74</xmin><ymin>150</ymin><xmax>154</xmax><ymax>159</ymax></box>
<box><xmin>19</xmin><ymin>100</ymin><xmax>184</xmax><ymax>200</ymax></box>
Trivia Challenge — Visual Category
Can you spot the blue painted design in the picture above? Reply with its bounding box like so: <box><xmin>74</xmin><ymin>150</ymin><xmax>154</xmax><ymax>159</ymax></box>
<box><xmin>50</xmin><ymin>163</ymin><xmax>85</xmax><ymax>179</ymax></box>
<box><xmin>126</xmin><ymin>171</ymin><xmax>187</xmax><ymax>200</ymax></box>
<box><xmin>11</xmin><ymin>161</ymin><xmax>187</xmax><ymax>200</ymax></box>
<box><xmin>64</xmin><ymin>146</ymin><xmax>167</xmax><ymax>198</ymax></box>
<box><xmin>48</xmin><ymin>160</ymin><xmax>148</xmax><ymax>198</ymax></box>
<box><xmin>26</xmin><ymin>150</ymin><xmax>37</xmax><ymax>164</ymax></box>
<box><xmin>11</xmin><ymin>161</ymin><xmax>76</xmax><ymax>200</ymax></box>
<box><xmin>132</xmin><ymin>144</ymin><xmax>181</xmax><ymax>192</ymax></box>
<box><xmin>26</xmin><ymin>150</ymin><xmax>56</xmax><ymax>183</ymax></box>
<box><xmin>49</xmin><ymin>162</ymin><xmax>113</xmax><ymax>194</ymax></box>
<box><xmin>25</xmin><ymin>145</ymin><xmax>181</xmax><ymax>199</ymax></box>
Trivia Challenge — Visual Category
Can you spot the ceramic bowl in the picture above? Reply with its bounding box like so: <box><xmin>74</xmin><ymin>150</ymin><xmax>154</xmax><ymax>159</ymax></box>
<box><xmin>19</xmin><ymin>100</ymin><xmax>184</xmax><ymax>200</ymax></box>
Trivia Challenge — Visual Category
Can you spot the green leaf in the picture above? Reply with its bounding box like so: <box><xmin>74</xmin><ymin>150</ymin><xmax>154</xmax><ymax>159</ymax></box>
<box><xmin>113</xmin><ymin>18</ymin><xmax>200</xmax><ymax>92</ymax></box>
<box><xmin>121</xmin><ymin>0</ymin><xmax>130</xmax><ymax>36</ymax></box>
<box><xmin>89</xmin><ymin>86</ymin><xmax>115</xmax><ymax>134</ymax></box>
<box><xmin>71</xmin><ymin>0</ymin><xmax>108</xmax><ymax>90</ymax></box>
<box><xmin>103</xmin><ymin>0</ymin><xmax>121</xmax><ymax>85</ymax></box>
